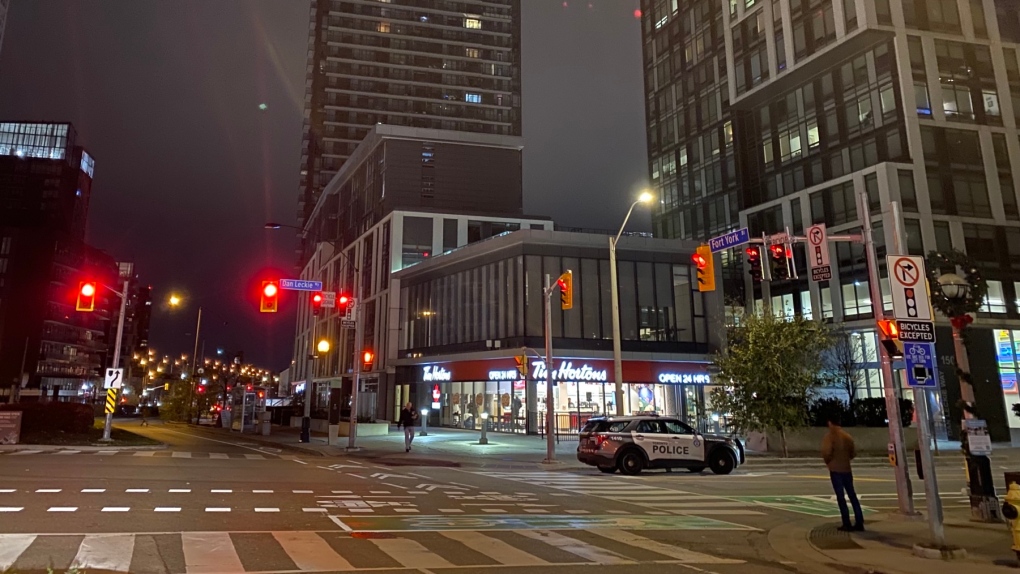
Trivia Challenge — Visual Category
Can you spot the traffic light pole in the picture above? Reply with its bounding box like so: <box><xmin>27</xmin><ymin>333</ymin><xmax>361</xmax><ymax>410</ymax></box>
<box><xmin>101</xmin><ymin>278</ymin><xmax>130</xmax><ymax>442</ymax></box>
<box><xmin>347</xmin><ymin>299</ymin><xmax>363</xmax><ymax>451</ymax></box>
<box><xmin>543</xmin><ymin>274</ymin><xmax>556</xmax><ymax>463</ymax></box>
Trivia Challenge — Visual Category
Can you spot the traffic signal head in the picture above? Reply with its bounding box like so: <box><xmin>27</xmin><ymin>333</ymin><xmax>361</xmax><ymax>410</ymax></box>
<box><xmin>746</xmin><ymin>246</ymin><xmax>764</xmax><ymax>283</ymax></box>
<box><xmin>337</xmin><ymin>293</ymin><xmax>353</xmax><ymax>315</ymax></box>
<box><xmin>557</xmin><ymin>270</ymin><xmax>574</xmax><ymax>310</ymax></box>
<box><xmin>311</xmin><ymin>292</ymin><xmax>323</xmax><ymax>316</ymax></box>
<box><xmin>76</xmin><ymin>281</ymin><xmax>97</xmax><ymax>312</ymax></box>
<box><xmin>693</xmin><ymin>245</ymin><xmax>716</xmax><ymax>292</ymax></box>
<box><xmin>362</xmin><ymin>350</ymin><xmax>375</xmax><ymax>371</ymax></box>
<box><xmin>877</xmin><ymin>319</ymin><xmax>904</xmax><ymax>359</ymax></box>
<box><xmin>260</xmin><ymin>281</ymin><xmax>279</xmax><ymax>313</ymax></box>
<box><xmin>769</xmin><ymin>243</ymin><xmax>790</xmax><ymax>281</ymax></box>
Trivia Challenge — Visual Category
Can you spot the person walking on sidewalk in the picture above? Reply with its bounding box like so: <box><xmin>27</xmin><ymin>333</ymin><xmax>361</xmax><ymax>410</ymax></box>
<box><xmin>398</xmin><ymin>402</ymin><xmax>419</xmax><ymax>452</ymax></box>
<box><xmin>822</xmin><ymin>415</ymin><xmax>865</xmax><ymax>532</ymax></box>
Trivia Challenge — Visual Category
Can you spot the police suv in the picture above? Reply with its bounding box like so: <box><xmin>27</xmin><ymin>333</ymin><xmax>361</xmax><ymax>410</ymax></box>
<box><xmin>576</xmin><ymin>415</ymin><xmax>744</xmax><ymax>475</ymax></box>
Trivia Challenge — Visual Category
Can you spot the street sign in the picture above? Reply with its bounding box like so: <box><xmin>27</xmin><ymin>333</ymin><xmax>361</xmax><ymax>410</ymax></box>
<box><xmin>888</xmin><ymin>255</ymin><xmax>932</xmax><ymax>321</ymax></box>
<box><xmin>768</xmin><ymin>231</ymin><xmax>790</xmax><ymax>245</ymax></box>
<box><xmin>904</xmin><ymin>342</ymin><xmax>937</xmax><ymax>387</ymax></box>
<box><xmin>104</xmin><ymin>368</ymin><xmax>124</xmax><ymax>389</ymax></box>
<box><xmin>898</xmin><ymin>320</ymin><xmax>936</xmax><ymax>343</ymax></box>
<box><xmin>807</xmin><ymin>224</ymin><xmax>832</xmax><ymax>282</ymax></box>
<box><xmin>708</xmin><ymin>228</ymin><xmax>750</xmax><ymax>253</ymax></box>
<box><xmin>321</xmin><ymin>291</ymin><xmax>336</xmax><ymax>308</ymax></box>
<box><xmin>105</xmin><ymin>388</ymin><xmax>118</xmax><ymax>414</ymax></box>
<box><xmin>279</xmin><ymin>279</ymin><xmax>323</xmax><ymax>292</ymax></box>
<box><xmin>341</xmin><ymin>319</ymin><xmax>356</xmax><ymax>329</ymax></box>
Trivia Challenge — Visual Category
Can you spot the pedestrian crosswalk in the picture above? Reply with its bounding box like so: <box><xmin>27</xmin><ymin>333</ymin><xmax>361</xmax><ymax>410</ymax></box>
<box><xmin>0</xmin><ymin>529</ymin><xmax>743</xmax><ymax>572</ymax></box>
<box><xmin>477</xmin><ymin>471</ymin><xmax>766</xmax><ymax>516</ymax></box>
<box><xmin>0</xmin><ymin>449</ymin><xmax>293</xmax><ymax>460</ymax></box>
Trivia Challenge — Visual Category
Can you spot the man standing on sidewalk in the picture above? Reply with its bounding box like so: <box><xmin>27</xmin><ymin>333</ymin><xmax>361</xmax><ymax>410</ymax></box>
<box><xmin>822</xmin><ymin>414</ymin><xmax>865</xmax><ymax>532</ymax></box>
<box><xmin>398</xmin><ymin>402</ymin><xmax>419</xmax><ymax>452</ymax></box>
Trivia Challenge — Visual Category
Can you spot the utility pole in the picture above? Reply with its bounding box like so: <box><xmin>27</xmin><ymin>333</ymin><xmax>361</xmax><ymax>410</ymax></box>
<box><xmin>187</xmin><ymin>307</ymin><xmax>202</xmax><ymax>425</ymax></box>
<box><xmin>857</xmin><ymin>190</ymin><xmax>915</xmax><ymax>516</ymax></box>
<box><xmin>101</xmin><ymin>277</ymin><xmax>130</xmax><ymax>442</ymax></box>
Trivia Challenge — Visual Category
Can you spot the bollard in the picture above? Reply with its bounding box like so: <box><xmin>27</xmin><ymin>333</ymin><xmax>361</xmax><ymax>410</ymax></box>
<box><xmin>1002</xmin><ymin>482</ymin><xmax>1020</xmax><ymax>561</ymax></box>
<box><xmin>420</xmin><ymin>408</ymin><xmax>429</xmax><ymax>437</ymax></box>
<box><xmin>479</xmin><ymin>411</ymin><xmax>489</xmax><ymax>445</ymax></box>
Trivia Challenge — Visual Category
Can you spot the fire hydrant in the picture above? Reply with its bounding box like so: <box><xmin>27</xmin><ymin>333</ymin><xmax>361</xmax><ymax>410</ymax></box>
<box><xmin>1002</xmin><ymin>482</ymin><xmax>1020</xmax><ymax>559</ymax></box>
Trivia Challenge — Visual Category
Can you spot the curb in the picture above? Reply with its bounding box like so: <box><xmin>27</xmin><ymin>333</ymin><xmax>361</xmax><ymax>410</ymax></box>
<box><xmin>0</xmin><ymin>443</ymin><xmax>167</xmax><ymax>452</ymax></box>
<box><xmin>171</xmin><ymin>424</ymin><xmax>330</xmax><ymax>457</ymax></box>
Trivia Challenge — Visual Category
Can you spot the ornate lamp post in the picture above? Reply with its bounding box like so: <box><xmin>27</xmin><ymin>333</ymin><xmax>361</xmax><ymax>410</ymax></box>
<box><xmin>926</xmin><ymin>250</ymin><xmax>999</xmax><ymax>523</ymax></box>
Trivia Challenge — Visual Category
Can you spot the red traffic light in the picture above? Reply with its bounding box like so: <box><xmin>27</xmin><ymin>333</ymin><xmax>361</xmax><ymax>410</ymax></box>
<box><xmin>362</xmin><ymin>350</ymin><xmax>375</xmax><ymax>371</ymax></box>
<box><xmin>76</xmin><ymin>281</ymin><xmax>97</xmax><ymax>312</ymax></box>
<box><xmin>312</xmin><ymin>293</ymin><xmax>323</xmax><ymax>303</ymax></box>
<box><xmin>338</xmin><ymin>294</ymin><xmax>350</xmax><ymax>305</ymax></box>
<box><xmin>263</xmin><ymin>282</ymin><xmax>278</xmax><ymax>298</ymax></box>
<box><xmin>691</xmin><ymin>253</ymin><xmax>708</xmax><ymax>269</ymax></box>
<box><xmin>769</xmin><ymin>244</ymin><xmax>785</xmax><ymax>258</ymax></box>
<box><xmin>311</xmin><ymin>292</ymin><xmax>324</xmax><ymax>315</ymax></box>
<box><xmin>745</xmin><ymin>247</ymin><xmax>759</xmax><ymax>258</ymax></box>
<box><xmin>260</xmin><ymin>281</ymin><xmax>279</xmax><ymax>313</ymax></box>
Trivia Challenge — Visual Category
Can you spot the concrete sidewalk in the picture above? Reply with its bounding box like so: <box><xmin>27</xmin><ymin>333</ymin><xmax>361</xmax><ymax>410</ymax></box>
<box><xmin>787</xmin><ymin>507</ymin><xmax>1018</xmax><ymax>574</ymax></box>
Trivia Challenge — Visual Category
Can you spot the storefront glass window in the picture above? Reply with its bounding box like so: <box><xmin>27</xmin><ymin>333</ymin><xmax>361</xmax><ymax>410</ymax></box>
<box><xmin>994</xmin><ymin>330</ymin><xmax>1020</xmax><ymax>431</ymax></box>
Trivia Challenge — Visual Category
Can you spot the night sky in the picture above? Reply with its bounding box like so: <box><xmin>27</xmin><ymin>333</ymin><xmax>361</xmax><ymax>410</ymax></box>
<box><xmin>0</xmin><ymin>0</ymin><xmax>648</xmax><ymax>369</ymax></box>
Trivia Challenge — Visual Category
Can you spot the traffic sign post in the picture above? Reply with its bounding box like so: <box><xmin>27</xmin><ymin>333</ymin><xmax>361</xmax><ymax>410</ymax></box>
<box><xmin>104</xmin><ymin>368</ymin><xmax>124</xmax><ymax>389</ymax></box>
<box><xmin>889</xmin><ymin>256</ymin><xmax>932</xmax><ymax>322</ymax></box>
<box><xmin>807</xmin><ymin>224</ymin><xmax>832</xmax><ymax>282</ymax></box>
<box><xmin>898</xmin><ymin>320</ymin><xmax>935</xmax><ymax>343</ymax></box>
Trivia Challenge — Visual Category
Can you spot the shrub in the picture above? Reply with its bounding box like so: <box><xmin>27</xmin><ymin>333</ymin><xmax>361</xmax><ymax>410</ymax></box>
<box><xmin>808</xmin><ymin>398</ymin><xmax>853</xmax><ymax>427</ymax></box>
<box><xmin>0</xmin><ymin>401</ymin><xmax>95</xmax><ymax>434</ymax></box>
<box><xmin>852</xmin><ymin>397</ymin><xmax>913</xmax><ymax>428</ymax></box>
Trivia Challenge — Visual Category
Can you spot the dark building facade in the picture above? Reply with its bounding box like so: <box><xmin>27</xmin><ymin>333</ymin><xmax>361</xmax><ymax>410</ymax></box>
<box><xmin>0</xmin><ymin>122</ymin><xmax>117</xmax><ymax>402</ymax></box>
<box><xmin>298</xmin><ymin>0</ymin><xmax>523</xmax><ymax>259</ymax></box>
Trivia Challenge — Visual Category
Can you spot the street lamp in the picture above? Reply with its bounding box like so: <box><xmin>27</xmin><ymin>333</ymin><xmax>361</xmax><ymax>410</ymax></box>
<box><xmin>317</xmin><ymin>339</ymin><xmax>331</xmax><ymax>354</ymax></box>
<box><xmin>609</xmin><ymin>191</ymin><xmax>654</xmax><ymax>416</ymax></box>
<box><xmin>937</xmin><ymin>273</ymin><xmax>975</xmax><ymax>405</ymax></box>
<box><xmin>168</xmin><ymin>295</ymin><xmax>202</xmax><ymax>425</ymax></box>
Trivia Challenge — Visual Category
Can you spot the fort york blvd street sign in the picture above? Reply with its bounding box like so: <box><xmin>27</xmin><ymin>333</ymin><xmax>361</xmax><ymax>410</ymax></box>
<box><xmin>709</xmin><ymin>228</ymin><xmax>750</xmax><ymax>253</ymax></box>
<box><xmin>331</xmin><ymin>514</ymin><xmax>755</xmax><ymax>532</ymax></box>
<box><xmin>279</xmin><ymin>279</ymin><xmax>323</xmax><ymax>291</ymax></box>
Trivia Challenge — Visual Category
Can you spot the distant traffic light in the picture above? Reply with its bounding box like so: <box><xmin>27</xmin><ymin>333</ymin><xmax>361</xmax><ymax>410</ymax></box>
<box><xmin>260</xmin><ymin>281</ymin><xmax>279</xmax><ymax>313</ymax></box>
<box><xmin>76</xmin><ymin>281</ymin><xmax>97</xmax><ymax>312</ymax></box>
<box><xmin>557</xmin><ymin>270</ymin><xmax>573</xmax><ymax>310</ymax></box>
<box><xmin>877</xmin><ymin>320</ymin><xmax>904</xmax><ymax>359</ymax></box>
<box><xmin>362</xmin><ymin>349</ymin><xmax>375</xmax><ymax>372</ymax></box>
<box><xmin>337</xmin><ymin>293</ymin><xmax>353</xmax><ymax>316</ymax></box>
<box><xmin>769</xmin><ymin>244</ymin><xmax>790</xmax><ymax>281</ymax></box>
<box><xmin>311</xmin><ymin>292</ymin><xmax>324</xmax><ymax>316</ymax></box>
<box><xmin>746</xmin><ymin>246</ymin><xmax>764</xmax><ymax>283</ymax></box>
<box><xmin>692</xmin><ymin>245</ymin><xmax>715</xmax><ymax>292</ymax></box>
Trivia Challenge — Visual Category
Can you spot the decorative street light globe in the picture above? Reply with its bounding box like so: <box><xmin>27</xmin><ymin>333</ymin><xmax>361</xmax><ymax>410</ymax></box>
<box><xmin>317</xmin><ymin>339</ymin><xmax>331</xmax><ymax>354</ymax></box>
<box><xmin>937</xmin><ymin>272</ymin><xmax>970</xmax><ymax>301</ymax></box>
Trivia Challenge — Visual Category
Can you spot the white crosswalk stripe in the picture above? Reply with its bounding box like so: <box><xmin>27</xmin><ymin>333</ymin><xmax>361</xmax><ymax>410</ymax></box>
<box><xmin>476</xmin><ymin>471</ymin><xmax>765</xmax><ymax>516</ymax></box>
<box><xmin>0</xmin><ymin>528</ymin><xmax>743</xmax><ymax>572</ymax></box>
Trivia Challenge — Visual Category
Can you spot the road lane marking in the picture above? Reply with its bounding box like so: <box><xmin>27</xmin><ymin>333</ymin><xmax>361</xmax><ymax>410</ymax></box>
<box><xmin>252</xmin><ymin>490</ymin><xmax>274</xmax><ymax>494</ymax></box>
<box><xmin>169</xmin><ymin>489</ymin><xmax>191</xmax><ymax>493</ymax></box>
<box><xmin>0</xmin><ymin>534</ymin><xmax>35</xmax><ymax>570</ymax></box>
<box><xmin>243</xmin><ymin>454</ymin><xmax>264</xmax><ymax>460</ymax></box>
<box><xmin>81</xmin><ymin>489</ymin><xmax>105</xmax><ymax>493</ymax></box>
<box><xmin>71</xmin><ymin>533</ymin><xmax>134</xmax><ymax>572</ymax></box>
<box><xmin>154</xmin><ymin>507</ymin><xmax>181</xmax><ymax>512</ymax></box>
<box><xmin>35</xmin><ymin>489</ymin><xmax>61</xmax><ymax>493</ymax></box>
<box><xmin>55</xmin><ymin>450</ymin><xmax>81</xmax><ymax>455</ymax></box>
<box><xmin>302</xmin><ymin>508</ymin><xmax>328</xmax><ymax>513</ymax></box>
<box><xmin>0</xmin><ymin>489</ymin><xmax>14</xmax><ymax>493</ymax></box>
<box><xmin>0</xmin><ymin>508</ymin><xmax>23</xmax><ymax>512</ymax></box>
<box><xmin>439</xmin><ymin>509</ymin><xmax>464</xmax><ymax>513</ymax></box>
<box><xmin>254</xmin><ymin>508</ymin><xmax>279</xmax><ymax>513</ymax></box>
<box><xmin>101</xmin><ymin>507</ymin><xmax>130</xmax><ymax>512</ymax></box>
<box><xmin>47</xmin><ymin>507</ymin><xmax>77</xmax><ymax>512</ymax></box>
<box><xmin>133</xmin><ymin>451</ymin><xmax>156</xmax><ymax>457</ymax></box>
<box><xmin>209</xmin><ymin>453</ymin><xmax>228</xmax><ymax>459</ymax></box>
<box><xmin>482</xmin><ymin>509</ymin><xmax>507</xmax><ymax>513</ymax></box>
<box><xmin>95</xmin><ymin>450</ymin><xmax>117</xmax><ymax>455</ymax></box>
<box><xmin>293</xmin><ymin>459</ymin><xmax>308</xmax><ymax>465</ymax></box>
<box><xmin>211</xmin><ymin>489</ymin><xmax>232</xmax><ymax>493</ymax></box>
<box><xmin>273</xmin><ymin>531</ymin><xmax>354</xmax><ymax>571</ymax></box>
<box><xmin>441</xmin><ymin>530</ymin><xmax>549</xmax><ymax>565</ymax></box>
<box><xmin>587</xmin><ymin>529</ymin><xmax>743</xmax><ymax>564</ymax></box>
<box><xmin>519</xmin><ymin>530</ymin><xmax>631</xmax><ymax>564</ymax></box>
<box><xmin>371</xmin><ymin>538</ymin><xmax>455</xmax><ymax>568</ymax></box>
<box><xmin>126</xmin><ymin>489</ymin><xmax>149</xmax><ymax>493</ymax></box>
<box><xmin>172</xmin><ymin>451</ymin><xmax>192</xmax><ymax>458</ymax></box>
<box><xmin>205</xmin><ymin>507</ymin><xmax>230</xmax><ymax>512</ymax></box>
<box><xmin>10</xmin><ymin>450</ymin><xmax>41</xmax><ymax>455</ymax></box>
<box><xmin>182</xmin><ymin>532</ymin><xmax>244</xmax><ymax>574</ymax></box>
<box><xmin>293</xmin><ymin>490</ymin><xmax>314</xmax><ymax>494</ymax></box>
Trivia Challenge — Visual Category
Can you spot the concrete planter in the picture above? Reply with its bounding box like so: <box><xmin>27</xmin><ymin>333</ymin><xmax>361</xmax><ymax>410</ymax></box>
<box><xmin>289</xmin><ymin>417</ymin><xmax>391</xmax><ymax>437</ymax></box>
<box><xmin>757</xmin><ymin>427</ymin><xmax>919</xmax><ymax>455</ymax></box>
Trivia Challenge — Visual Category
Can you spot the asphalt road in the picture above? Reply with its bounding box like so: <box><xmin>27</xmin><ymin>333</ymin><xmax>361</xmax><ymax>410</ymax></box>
<box><xmin>0</xmin><ymin>421</ymin><xmax>1008</xmax><ymax>574</ymax></box>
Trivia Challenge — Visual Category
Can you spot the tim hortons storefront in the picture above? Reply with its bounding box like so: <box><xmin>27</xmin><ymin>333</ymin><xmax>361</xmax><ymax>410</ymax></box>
<box><xmin>395</xmin><ymin>356</ymin><xmax>718</xmax><ymax>435</ymax></box>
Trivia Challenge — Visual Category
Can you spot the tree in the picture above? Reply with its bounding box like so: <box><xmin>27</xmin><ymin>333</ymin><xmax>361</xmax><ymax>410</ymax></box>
<box><xmin>821</xmin><ymin>327</ymin><xmax>867</xmax><ymax>421</ymax></box>
<box><xmin>710</xmin><ymin>312</ymin><xmax>832</xmax><ymax>457</ymax></box>
<box><xmin>159</xmin><ymin>382</ymin><xmax>191</xmax><ymax>422</ymax></box>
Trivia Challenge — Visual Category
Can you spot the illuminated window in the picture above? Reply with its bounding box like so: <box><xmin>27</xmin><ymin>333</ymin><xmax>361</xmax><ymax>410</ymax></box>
<box><xmin>465</xmin><ymin>48</ymin><xmax>480</xmax><ymax>58</ymax></box>
<box><xmin>464</xmin><ymin>17</ymin><xmax>481</xmax><ymax>29</ymax></box>
<box><xmin>377</xmin><ymin>21</ymin><xmax>390</xmax><ymax>33</ymax></box>
<box><xmin>465</xmin><ymin>93</ymin><xmax>481</xmax><ymax>104</ymax></box>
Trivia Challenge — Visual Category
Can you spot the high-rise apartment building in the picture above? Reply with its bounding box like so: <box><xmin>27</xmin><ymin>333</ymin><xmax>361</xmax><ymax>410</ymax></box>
<box><xmin>0</xmin><ymin>0</ymin><xmax>10</xmax><ymax>57</ymax></box>
<box><xmin>640</xmin><ymin>1</ymin><xmax>1020</xmax><ymax>442</ymax></box>
<box><xmin>297</xmin><ymin>0</ymin><xmax>522</xmax><ymax>257</ymax></box>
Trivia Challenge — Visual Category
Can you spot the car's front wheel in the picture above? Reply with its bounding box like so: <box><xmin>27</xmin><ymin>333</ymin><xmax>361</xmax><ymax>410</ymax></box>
<box><xmin>617</xmin><ymin>450</ymin><xmax>645</xmax><ymax>475</ymax></box>
<box><xmin>708</xmin><ymin>449</ymin><xmax>736</xmax><ymax>475</ymax></box>
<box><xmin>597</xmin><ymin>465</ymin><xmax>616</xmax><ymax>474</ymax></box>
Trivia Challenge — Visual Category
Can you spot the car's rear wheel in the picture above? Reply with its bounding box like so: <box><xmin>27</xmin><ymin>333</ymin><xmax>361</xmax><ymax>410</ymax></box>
<box><xmin>617</xmin><ymin>450</ymin><xmax>645</xmax><ymax>475</ymax></box>
<box><xmin>687</xmin><ymin>466</ymin><xmax>706</xmax><ymax>473</ymax></box>
<box><xmin>597</xmin><ymin>465</ymin><xmax>616</xmax><ymax>474</ymax></box>
<box><xmin>708</xmin><ymin>449</ymin><xmax>736</xmax><ymax>475</ymax></box>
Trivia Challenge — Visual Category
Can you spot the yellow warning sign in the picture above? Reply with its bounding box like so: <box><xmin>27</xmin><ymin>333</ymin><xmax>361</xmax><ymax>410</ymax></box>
<box><xmin>105</xmin><ymin>388</ymin><xmax>118</xmax><ymax>414</ymax></box>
